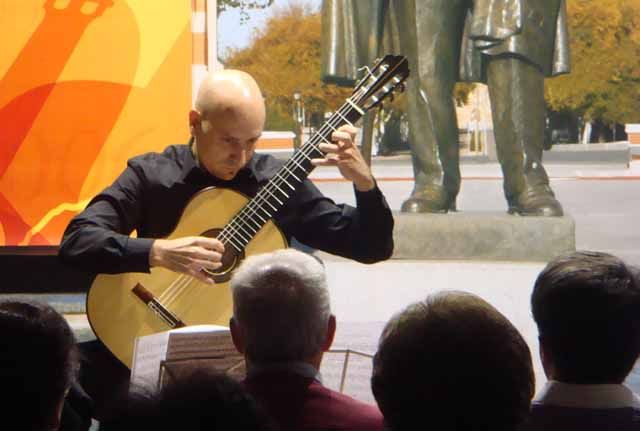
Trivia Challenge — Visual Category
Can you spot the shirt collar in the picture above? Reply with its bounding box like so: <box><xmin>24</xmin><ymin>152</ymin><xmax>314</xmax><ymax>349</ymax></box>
<box><xmin>183</xmin><ymin>137</ymin><xmax>261</xmax><ymax>183</ymax></box>
<box><xmin>534</xmin><ymin>380</ymin><xmax>640</xmax><ymax>409</ymax></box>
<box><xmin>246</xmin><ymin>361</ymin><xmax>323</xmax><ymax>384</ymax></box>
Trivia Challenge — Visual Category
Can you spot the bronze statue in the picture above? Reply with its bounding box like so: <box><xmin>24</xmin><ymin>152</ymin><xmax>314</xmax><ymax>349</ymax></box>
<box><xmin>322</xmin><ymin>0</ymin><xmax>570</xmax><ymax>216</ymax></box>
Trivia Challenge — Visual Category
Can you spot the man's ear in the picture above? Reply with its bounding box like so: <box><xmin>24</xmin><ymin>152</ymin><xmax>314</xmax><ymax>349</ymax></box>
<box><xmin>322</xmin><ymin>315</ymin><xmax>337</xmax><ymax>352</ymax></box>
<box><xmin>230</xmin><ymin>317</ymin><xmax>245</xmax><ymax>354</ymax></box>
<box><xmin>189</xmin><ymin>109</ymin><xmax>201</xmax><ymax>135</ymax></box>
<box><xmin>539</xmin><ymin>335</ymin><xmax>553</xmax><ymax>379</ymax></box>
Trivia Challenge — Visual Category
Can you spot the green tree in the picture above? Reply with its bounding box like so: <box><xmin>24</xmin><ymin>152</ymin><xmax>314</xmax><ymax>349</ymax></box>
<box><xmin>224</xmin><ymin>3</ymin><xmax>352</xmax><ymax>130</ymax></box>
<box><xmin>545</xmin><ymin>0</ymin><xmax>640</xmax><ymax>124</ymax></box>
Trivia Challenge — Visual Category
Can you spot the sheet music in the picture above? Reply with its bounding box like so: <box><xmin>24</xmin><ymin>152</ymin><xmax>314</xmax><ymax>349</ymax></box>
<box><xmin>130</xmin><ymin>325</ymin><xmax>244</xmax><ymax>393</ymax></box>
<box><xmin>130</xmin><ymin>330</ymin><xmax>171</xmax><ymax>394</ymax></box>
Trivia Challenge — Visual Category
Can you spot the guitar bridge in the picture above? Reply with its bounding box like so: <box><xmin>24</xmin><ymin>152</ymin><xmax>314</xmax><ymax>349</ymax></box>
<box><xmin>131</xmin><ymin>283</ymin><xmax>186</xmax><ymax>329</ymax></box>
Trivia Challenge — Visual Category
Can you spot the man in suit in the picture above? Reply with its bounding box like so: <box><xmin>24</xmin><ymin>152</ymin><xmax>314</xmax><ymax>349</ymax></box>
<box><xmin>229</xmin><ymin>249</ymin><xmax>384</xmax><ymax>431</ymax></box>
<box><xmin>524</xmin><ymin>251</ymin><xmax>640</xmax><ymax>430</ymax></box>
<box><xmin>371</xmin><ymin>291</ymin><xmax>534</xmax><ymax>431</ymax></box>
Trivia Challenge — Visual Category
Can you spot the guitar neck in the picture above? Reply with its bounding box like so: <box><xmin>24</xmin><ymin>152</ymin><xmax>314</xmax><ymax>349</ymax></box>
<box><xmin>217</xmin><ymin>99</ymin><xmax>365</xmax><ymax>253</ymax></box>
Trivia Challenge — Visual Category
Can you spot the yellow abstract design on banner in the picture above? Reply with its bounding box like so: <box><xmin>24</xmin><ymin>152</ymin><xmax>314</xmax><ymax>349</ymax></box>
<box><xmin>0</xmin><ymin>0</ymin><xmax>191</xmax><ymax>245</ymax></box>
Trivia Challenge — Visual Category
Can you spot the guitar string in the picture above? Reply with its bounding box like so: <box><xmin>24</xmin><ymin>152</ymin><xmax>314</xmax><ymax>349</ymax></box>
<box><xmin>157</xmin><ymin>68</ymin><xmax>391</xmax><ymax>308</ymax></box>
<box><xmin>159</xmin><ymin>271</ymin><xmax>192</xmax><ymax>304</ymax></box>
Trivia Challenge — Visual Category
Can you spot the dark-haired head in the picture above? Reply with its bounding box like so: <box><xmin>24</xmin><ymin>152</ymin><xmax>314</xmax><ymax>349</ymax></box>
<box><xmin>0</xmin><ymin>300</ymin><xmax>79</xmax><ymax>430</ymax></box>
<box><xmin>532</xmin><ymin>251</ymin><xmax>640</xmax><ymax>384</ymax></box>
<box><xmin>104</xmin><ymin>369</ymin><xmax>274</xmax><ymax>430</ymax></box>
<box><xmin>372</xmin><ymin>291</ymin><xmax>534</xmax><ymax>431</ymax></box>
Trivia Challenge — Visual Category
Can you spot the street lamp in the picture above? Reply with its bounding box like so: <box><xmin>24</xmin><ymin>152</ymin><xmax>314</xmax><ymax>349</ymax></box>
<box><xmin>292</xmin><ymin>90</ymin><xmax>305</xmax><ymax>149</ymax></box>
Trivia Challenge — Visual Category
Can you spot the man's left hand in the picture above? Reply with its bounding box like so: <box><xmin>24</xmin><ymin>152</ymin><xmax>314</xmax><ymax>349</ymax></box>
<box><xmin>311</xmin><ymin>125</ymin><xmax>375</xmax><ymax>191</ymax></box>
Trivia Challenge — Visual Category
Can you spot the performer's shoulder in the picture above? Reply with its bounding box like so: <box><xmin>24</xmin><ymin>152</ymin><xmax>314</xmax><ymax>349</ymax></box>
<box><xmin>250</xmin><ymin>152</ymin><xmax>286</xmax><ymax>179</ymax></box>
<box><xmin>126</xmin><ymin>143</ymin><xmax>191</xmax><ymax>169</ymax></box>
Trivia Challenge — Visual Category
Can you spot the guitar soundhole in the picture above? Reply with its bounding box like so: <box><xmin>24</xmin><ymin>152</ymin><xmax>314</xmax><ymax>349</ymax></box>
<box><xmin>200</xmin><ymin>228</ymin><xmax>244</xmax><ymax>283</ymax></box>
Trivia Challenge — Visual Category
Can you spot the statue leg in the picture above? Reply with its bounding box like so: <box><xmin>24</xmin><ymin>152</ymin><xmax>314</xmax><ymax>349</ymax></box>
<box><xmin>397</xmin><ymin>0</ymin><xmax>465</xmax><ymax>213</ymax></box>
<box><xmin>487</xmin><ymin>56</ymin><xmax>563</xmax><ymax>216</ymax></box>
<box><xmin>360</xmin><ymin>111</ymin><xmax>376</xmax><ymax>166</ymax></box>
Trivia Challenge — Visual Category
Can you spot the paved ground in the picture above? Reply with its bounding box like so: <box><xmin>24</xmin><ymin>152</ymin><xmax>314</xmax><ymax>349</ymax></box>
<box><xmin>7</xmin><ymin>157</ymin><xmax>640</xmax><ymax>404</ymax></box>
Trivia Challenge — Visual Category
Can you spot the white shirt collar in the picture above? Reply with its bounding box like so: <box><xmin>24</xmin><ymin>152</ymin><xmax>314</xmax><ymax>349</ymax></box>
<box><xmin>534</xmin><ymin>380</ymin><xmax>640</xmax><ymax>409</ymax></box>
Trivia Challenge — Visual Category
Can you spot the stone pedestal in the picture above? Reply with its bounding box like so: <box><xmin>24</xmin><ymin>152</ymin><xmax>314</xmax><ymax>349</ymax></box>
<box><xmin>392</xmin><ymin>212</ymin><xmax>575</xmax><ymax>262</ymax></box>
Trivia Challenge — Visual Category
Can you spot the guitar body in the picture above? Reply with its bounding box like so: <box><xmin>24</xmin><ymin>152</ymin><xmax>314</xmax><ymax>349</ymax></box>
<box><xmin>86</xmin><ymin>187</ymin><xmax>288</xmax><ymax>368</ymax></box>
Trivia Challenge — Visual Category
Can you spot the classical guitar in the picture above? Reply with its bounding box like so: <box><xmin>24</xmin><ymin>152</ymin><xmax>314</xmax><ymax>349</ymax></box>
<box><xmin>87</xmin><ymin>55</ymin><xmax>409</xmax><ymax>367</ymax></box>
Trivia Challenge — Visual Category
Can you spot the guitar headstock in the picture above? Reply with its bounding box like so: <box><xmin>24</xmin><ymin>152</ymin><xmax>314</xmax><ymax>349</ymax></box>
<box><xmin>351</xmin><ymin>55</ymin><xmax>409</xmax><ymax>112</ymax></box>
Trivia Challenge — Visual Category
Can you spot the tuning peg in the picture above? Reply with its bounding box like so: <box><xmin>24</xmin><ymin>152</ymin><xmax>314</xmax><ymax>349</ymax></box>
<box><xmin>388</xmin><ymin>93</ymin><xmax>395</xmax><ymax>103</ymax></box>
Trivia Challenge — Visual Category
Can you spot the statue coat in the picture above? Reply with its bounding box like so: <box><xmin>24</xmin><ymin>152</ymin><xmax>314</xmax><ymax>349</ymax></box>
<box><xmin>321</xmin><ymin>0</ymin><xmax>570</xmax><ymax>85</ymax></box>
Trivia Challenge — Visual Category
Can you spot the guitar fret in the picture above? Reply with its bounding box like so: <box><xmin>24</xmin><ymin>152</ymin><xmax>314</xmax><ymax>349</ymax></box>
<box><xmin>231</xmin><ymin>219</ymin><xmax>255</xmax><ymax>239</ymax></box>
<box><xmin>282</xmin><ymin>164</ymin><xmax>301</xmax><ymax>183</ymax></box>
<box><xmin>297</xmin><ymin>151</ymin><xmax>312</xmax><ymax>162</ymax></box>
<box><xmin>222</xmin><ymin>233</ymin><xmax>243</xmax><ymax>253</ymax></box>
<box><xmin>317</xmin><ymin>134</ymin><xmax>333</xmax><ymax>145</ymax></box>
<box><xmin>258</xmin><ymin>190</ymin><xmax>280</xmax><ymax>211</ymax></box>
<box><xmin>289</xmin><ymin>156</ymin><xmax>308</xmax><ymax>173</ymax></box>
<box><xmin>272</xmin><ymin>175</ymin><xmax>290</xmax><ymax>198</ymax></box>
<box><xmin>334</xmin><ymin>110</ymin><xmax>354</xmax><ymax>127</ymax></box>
<box><xmin>224</xmin><ymin>222</ymin><xmax>251</xmax><ymax>245</ymax></box>
<box><xmin>346</xmin><ymin>97</ymin><xmax>364</xmax><ymax>115</ymax></box>
<box><xmin>245</xmin><ymin>204</ymin><xmax>267</xmax><ymax>224</ymax></box>
<box><xmin>237</xmin><ymin>209</ymin><xmax>262</xmax><ymax>232</ymax></box>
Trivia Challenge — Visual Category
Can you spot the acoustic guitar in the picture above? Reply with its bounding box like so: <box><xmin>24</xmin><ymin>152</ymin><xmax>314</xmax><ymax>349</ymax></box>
<box><xmin>87</xmin><ymin>55</ymin><xmax>409</xmax><ymax>367</ymax></box>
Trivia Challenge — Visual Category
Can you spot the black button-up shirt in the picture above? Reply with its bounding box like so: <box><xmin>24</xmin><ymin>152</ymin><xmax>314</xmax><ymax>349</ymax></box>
<box><xmin>59</xmin><ymin>142</ymin><xmax>394</xmax><ymax>273</ymax></box>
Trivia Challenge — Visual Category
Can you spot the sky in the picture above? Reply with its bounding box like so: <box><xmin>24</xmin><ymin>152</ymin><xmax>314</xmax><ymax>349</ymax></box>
<box><xmin>217</xmin><ymin>0</ymin><xmax>321</xmax><ymax>59</ymax></box>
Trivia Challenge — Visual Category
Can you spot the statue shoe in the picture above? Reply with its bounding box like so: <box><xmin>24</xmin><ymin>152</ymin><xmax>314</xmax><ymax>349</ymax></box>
<box><xmin>401</xmin><ymin>186</ymin><xmax>456</xmax><ymax>213</ymax></box>
<box><xmin>508</xmin><ymin>185</ymin><xmax>564</xmax><ymax>217</ymax></box>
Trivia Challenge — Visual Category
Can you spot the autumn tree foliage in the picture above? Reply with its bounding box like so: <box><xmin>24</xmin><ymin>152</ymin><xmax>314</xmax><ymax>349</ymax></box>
<box><xmin>224</xmin><ymin>3</ymin><xmax>351</xmax><ymax>130</ymax></box>
<box><xmin>546</xmin><ymin>0</ymin><xmax>640</xmax><ymax>124</ymax></box>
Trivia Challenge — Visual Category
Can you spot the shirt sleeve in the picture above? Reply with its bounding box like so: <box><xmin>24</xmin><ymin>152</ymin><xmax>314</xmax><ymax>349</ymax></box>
<box><xmin>58</xmin><ymin>162</ymin><xmax>155</xmax><ymax>274</ymax></box>
<box><xmin>278</xmin><ymin>179</ymin><xmax>394</xmax><ymax>264</ymax></box>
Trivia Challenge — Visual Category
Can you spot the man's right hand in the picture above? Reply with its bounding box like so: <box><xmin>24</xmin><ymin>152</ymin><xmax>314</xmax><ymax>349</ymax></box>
<box><xmin>149</xmin><ymin>236</ymin><xmax>224</xmax><ymax>284</ymax></box>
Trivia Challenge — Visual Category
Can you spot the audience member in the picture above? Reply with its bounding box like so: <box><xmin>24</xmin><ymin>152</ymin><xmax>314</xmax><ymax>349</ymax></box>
<box><xmin>101</xmin><ymin>369</ymin><xmax>273</xmax><ymax>430</ymax></box>
<box><xmin>230</xmin><ymin>249</ymin><xmax>384</xmax><ymax>431</ymax></box>
<box><xmin>371</xmin><ymin>291</ymin><xmax>534</xmax><ymax>431</ymax></box>
<box><xmin>524</xmin><ymin>251</ymin><xmax>640</xmax><ymax>430</ymax></box>
<box><xmin>0</xmin><ymin>300</ymin><xmax>84</xmax><ymax>431</ymax></box>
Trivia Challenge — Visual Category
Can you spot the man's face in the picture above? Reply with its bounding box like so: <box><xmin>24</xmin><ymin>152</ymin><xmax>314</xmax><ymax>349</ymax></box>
<box><xmin>191</xmin><ymin>109</ymin><xmax>263</xmax><ymax>180</ymax></box>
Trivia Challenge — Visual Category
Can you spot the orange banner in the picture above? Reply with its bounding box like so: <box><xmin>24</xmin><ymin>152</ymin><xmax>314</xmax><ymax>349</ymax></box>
<box><xmin>0</xmin><ymin>0</ymin><xmax>192</xmax><ymax>245</ymax></box>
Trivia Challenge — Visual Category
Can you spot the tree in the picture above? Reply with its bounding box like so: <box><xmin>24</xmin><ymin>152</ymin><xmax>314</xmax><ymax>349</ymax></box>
<box><xmin>224</xmin><ymin>3</ymin><xmax>352</xmax><ymax>130</ymax></box>
<box><xmin>545</xmin><ymin>0</ymin><xmax>640</xmax><ymax>125</ymax></box>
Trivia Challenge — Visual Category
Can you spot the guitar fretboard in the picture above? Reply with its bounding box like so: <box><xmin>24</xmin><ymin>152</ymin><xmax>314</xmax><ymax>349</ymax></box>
<box><xmin>216</xmin><ymin>97</ymin><xmax>363</xmax><ymax>253</ymax></box>
<box><xmin>214</xmin><ymin>55</ymin><xmax>408</xmax><ymax>253</ymax></box>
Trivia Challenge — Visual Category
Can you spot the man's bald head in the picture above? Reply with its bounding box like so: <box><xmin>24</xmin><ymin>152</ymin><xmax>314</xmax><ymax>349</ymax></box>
<box><xmin>194</xmin><ymin>69</ymin><xmax>265</xmax><ymax>131</ymax></box>
<box><xmin>189</xmin><ymin>70</ymin><xmax>266</xmax><ymax>180</ymax></box>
